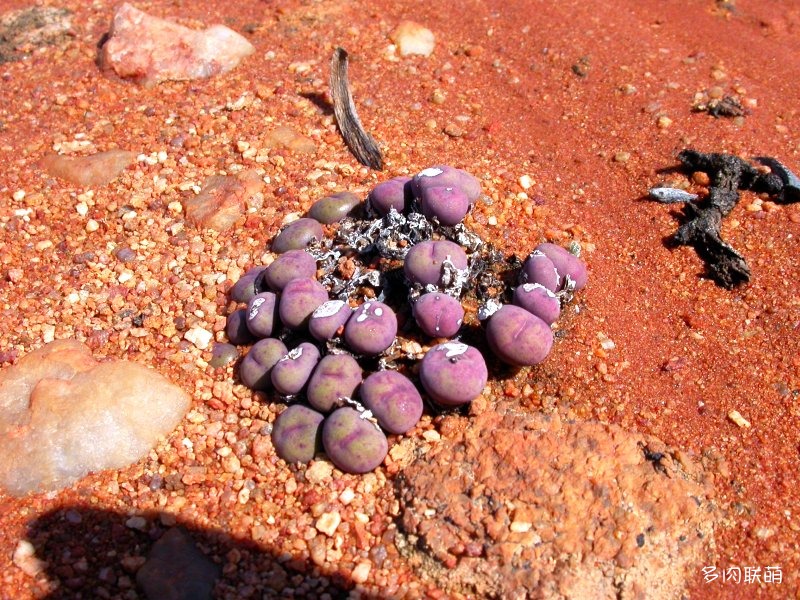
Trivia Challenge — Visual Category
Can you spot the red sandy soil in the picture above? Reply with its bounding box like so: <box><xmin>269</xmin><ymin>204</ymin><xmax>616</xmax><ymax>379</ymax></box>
<box><xmin>1</xmin><ymin>0</ymin><xmax>799</xmax><ymax>598</ymax></box>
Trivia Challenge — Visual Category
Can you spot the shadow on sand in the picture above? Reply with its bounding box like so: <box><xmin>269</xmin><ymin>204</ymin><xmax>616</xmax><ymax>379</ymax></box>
<box><xmin>25</xmin><ymin>505</ymin><xmax>380</xmax><ymax>599</ymax></box>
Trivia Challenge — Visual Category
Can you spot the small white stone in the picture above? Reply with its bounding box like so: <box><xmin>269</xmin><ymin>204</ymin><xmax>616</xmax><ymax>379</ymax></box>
<box><xmin>351</xmin><ymin>560</ymin><xmax>371</xmax><ymax>584</ymax></box>
<box><xmin>422</xmin><ymin>430</ymin><xmax>441</xmax><ymax>442</ymax></box>
<box><xmin>75</xmin><ymin>202</ymin><xmax>89</xmax><ymax>216</ymax></box>
<box><xmin>728</xmin><ymin>410</ymin><xmax>751</xmax><ymax>428</ymax></box>
<box><xmin>390</xmin><ymin>21</ymin><xmax>435</xmax><ymax>57</ymax></box>
<box><xmin>305</xmin><ymin>460</ymin><xmax>333</xmax><ymax>484</ymax></box>
<box><xmin>282</xmin><ymin>212</ymin><xmax>301</xmax><ymax>225</ymax></box>
<box><xmin>41</xmin><ymin>324</ymin><xmax>56</xmax><ymax>344</ymax></box>
<box><xmin>13</xmin><ymin>539</ymin><xmax>35</xmax><ymax>560</ymax></box>
<box><xmin>338</xmin><ymin>488</ymin><xmax>355</xmax><ymax>505</ymax></box>
<box><xmin>510</xmin><ymin>521</ymin><xmax>532</xmax><ymax>533</ymax></box>
<box><xmin>221</xmin><ymin>453</ymin><xmax>241</xmax><ymax>474</ymax></box>
<box><xmin>315</xmin><ymin>511</ymin><xmax>341</xmax><ymax>536</ymax></box>
<box><xmin>598</xmin><ymin>333</ymin><xmax>616</xmax><ymax>351</ymax></box>
<box><xmin>184</xmin><ymin>326</ymin><xmax>213</xmax><ymax>350</ymax></box>
<box><xmin>12</xmin><ymin>190</ymin><xmax>25</xmax><ymax>201</ymax></box>
<box><xmin>85</xmin><ymin>219</ymin><xmax>99</xmax><ymax>232</ymax></box>
<box><xmin>13</xmin><ymin>540</ymin><xmax>46</xmax><ymax>577</ymax></box>
<box><xmin>519</xmin><ymin>174</ymin><xmax>533</xmax><ymax>189</ymax></box>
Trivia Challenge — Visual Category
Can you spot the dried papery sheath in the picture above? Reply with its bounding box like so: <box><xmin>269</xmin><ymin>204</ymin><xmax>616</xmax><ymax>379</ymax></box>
<box><xmin>376</xmin><ymin>212</ymin><xmax>434</xmax><ymax>260</ymax></box>
<box><xmin>445</xmin><ymin>223</ymin><xmax>483</xmax><ymax>253</ymax></box>
<box><xmin>337</xmin><ymin>209</ymin><xmax>435</xmax><ymax>260</ymax></box>
<box><xmin>330</xmin><ymin>47</ymin><xmax>383</xmax><ymax>170</ymax></box>
<box><xmin>477</xmin><ymin>298</ymin><xmax>503</xmax><ymax>321</ymax></box>
<box><xmin>556</xmin><ymin>275</ymin><xmax>577</xmax><ymax>305</ymax></box>
<box><xmin>436</xmin><ymin>257</ymin><xmax>469</xmax><ymax>297</ymax></box>
<box><xmin>340</xmin><ymin>397</ymin><xmax>381</xmax><ymax>430</ymax></box>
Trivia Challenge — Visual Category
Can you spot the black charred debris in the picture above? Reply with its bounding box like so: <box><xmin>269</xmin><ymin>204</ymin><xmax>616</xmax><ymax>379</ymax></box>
<box><xmin>649</xmin><ymin>149</ymin><xmax>800</xmax><ymax>288</ymax></box>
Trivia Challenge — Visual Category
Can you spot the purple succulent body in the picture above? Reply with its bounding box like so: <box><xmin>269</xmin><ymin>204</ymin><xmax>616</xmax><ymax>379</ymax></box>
<box><xmin>238</xmin><ymin>337</ymin><xmax>288</xmax><ymax>390</ymax></box>
<box><xmin>230</xmin><ymin>266</ymin><xmax>267</xmax><ymax>303</ymax></box>
<box><xmin>308</xmin><ymin>300</ymin><xmax>353</xmax><ymax>341</ymax></box>
<box><xmin>367</xmin><ymin>176</ymin><xmax>413</xmax><ymax>216</ymax></box>
<box><xmin>308</xmin><ymin>191</ymin><xmax>361</xmax><ymax>224</ymax></box>
<box><xmin>306</xmin><ymin>354</ymin><xmax>363</xmax><ymax>413</ymax></box>
<box><xmin>262</xmin><ymin>250</ymin><xmax>317</xmax><ymax>291</ymax></box>
<box><xmin>271</xmin><ymin>404</ymin><xmax>325</xmax><ymax>464</ymax></box>
<box><xmin>520</xmin><ymin>251</ymin><xmax>560</xmax><ymax>292</ymax></box>
<box><xmin>245</xmin><ymin>292</ymin><xmax>279</xmax><ymax>338</ymax></box>
<box><xmin>271</xmin><ymin>342</ymin><xmax>322</xmax><ymax>396</ymax></box>
<box><xmin>486</xmin><ymin>304</ymin><xmax>553</xmax><ymax>366</ymax></box>
<box><xmin>360</xmin><ymin>370</ymin><xmax>423</xmax><ymax>434</ymax></box>
<box><xmin>226</xmin><ymin>308</ymin><xmax>257</xmax><ymax>345</ymax></box>
<box><xmin>209</xmin><ymin>343</ymin><xmax>239</xmax><ymax>368</ymax></box>
<box><xmin>412</xmin><ymin>165</ymin><xmax>481</xmax><ymax>204</ymax></box>
<box><xmin>419</xmin><ymin>185</ymin><xmax>470</xmax><ymax>226</ymax></box>
<box><xmin>513</xmin><ymin>283</ymin><xmax>561</xmax><ymax>325</ymax></box>
<box><xmin>343</xmin><ymin>301</ymin><xmax>398</xmax><ymax>355</ymax></box>
<box><xmin>322</xmin><ymin>407</ymin><xmax>388</xmax><ymax>474</ymax></box>
<box><xmin>404</xmin><ymin>240</ymin><xmax>468</xmax><ymax>287</ymax></box>
<box><xmin>272</xmin><ymin>218</ymin><xmax>324</xmax><ymax>253</ymax></box>
<box><xmin>419</xmin><ymin>342</ymin><xmax>488</xmax><ymax>406</ymax></box>
<box><xmin>278</xmin><ymin>277</ymin><xmax>329</xmax><ymax>330</ymax></box>
<box><xmin>534</xmin><ymin>243</ymin><xmax>588</xmax><ymax>290</ymax></box>
<box><xmin>412</xmin><ymin>292</ymin><xmax>464</xmax><ymax>338</ymax></box>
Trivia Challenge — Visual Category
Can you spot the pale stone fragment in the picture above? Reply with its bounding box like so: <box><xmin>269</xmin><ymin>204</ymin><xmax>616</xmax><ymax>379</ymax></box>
<box><xmin>99</xmin><ymin>3</ymin><xmax>255</xmax><ymax>87</ymax></box>
<box><xmin>390</xmin><ymin>21</ymin><xmax>435</xmax><ymax>57</ymax></box>
<box><xmin>315</xmin><ymin>511</ymin><xmax>341</xmax><ymax>536</ymax></box>
<box><xmin>727</xmin><ymin>410</ymin><xmax>751</xmax><ymax>428</ymax></box>
<box><xmin>183</xmin><ymin>170</ymin><xmax>263</xmax><ymax>231</ymax></box>
<box><xmin>39</xmin><ymin>150</ymin><xmax>136</xmax><ymax>187</ymax></box>
<box><xmin>0</xmin><ymin>340</ymin><xmax>190</xmax><ymax>496</ymax></box>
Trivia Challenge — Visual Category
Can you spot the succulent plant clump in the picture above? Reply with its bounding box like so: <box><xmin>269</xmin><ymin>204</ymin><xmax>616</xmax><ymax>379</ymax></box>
<box><xmin>218</xmin><ymin>166</ymin><xmax>589</xmax><ymax>474</ymax></box>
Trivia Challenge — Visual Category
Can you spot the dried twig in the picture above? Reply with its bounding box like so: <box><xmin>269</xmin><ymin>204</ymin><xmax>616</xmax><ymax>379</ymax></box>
<box><xmin>650</xmin><ymin>150</ymin><xmax>799</xmax><ymax>288</ymax></box>
<box><xmin>329</xmin><ymin>47</ymin><xmax>383</xmax><ymax>170</ymax></box>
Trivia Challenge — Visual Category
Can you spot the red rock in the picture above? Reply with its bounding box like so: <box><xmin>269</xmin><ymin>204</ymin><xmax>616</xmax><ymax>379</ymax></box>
<box><xmin>98</xmin><ymin>3</ymin><xmax>255</xmax><ymax>87</ymax></box>
<box><xmin>183</xmin><ymin>169</ymin><xmax>263</xmax><ymax>231</ymax></box>
<box><xmin>39</xmin><ymin>149</ymin><xmax>136</xmax><ymax>187</ymax></box>
<box><xmin>398</xmin><ymin>405</ymin><xmax>716</xmax><ymax>599</ymax></box>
